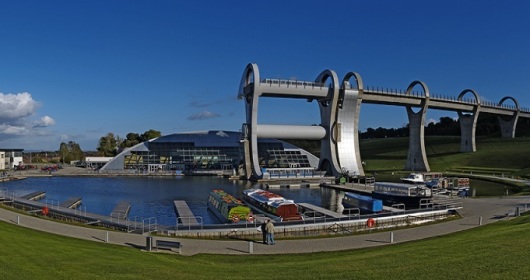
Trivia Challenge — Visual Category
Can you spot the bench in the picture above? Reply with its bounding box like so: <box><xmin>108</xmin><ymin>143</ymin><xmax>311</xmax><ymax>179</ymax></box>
<box><xmin>155</xmin><ymin>240</ymin><xmax>182</xmax><ymax>253</ymax></box>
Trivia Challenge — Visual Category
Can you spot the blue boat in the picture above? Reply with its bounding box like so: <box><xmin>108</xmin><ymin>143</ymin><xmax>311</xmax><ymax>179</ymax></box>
<box><xmin>342</xmin><ymin>192</ymin><xmax>383</xmax><ymax>213</ymax></box>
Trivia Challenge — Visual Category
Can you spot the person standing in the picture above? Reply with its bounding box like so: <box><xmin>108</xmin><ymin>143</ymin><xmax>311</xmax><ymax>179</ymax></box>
<box><xmin>260</xmin><ymin>220</ymin><xmax>268</xmax><ymax>244</ymax></box>
<box><xmin>265</xmin><ymin>219</ymin><xmax>275</xmax><ymax>245</ymax></box>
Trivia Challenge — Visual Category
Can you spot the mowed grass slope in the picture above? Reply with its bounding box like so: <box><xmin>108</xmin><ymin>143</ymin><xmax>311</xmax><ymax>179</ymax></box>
<box><xmin>360</xmin><ymin>136</ymin><xmax>530</xmax><ymax>178</ymax></box>
<box><xmin>1</xmin><ymin>215</ymin><xmax>530</xmax><ymax>279</ymax></box>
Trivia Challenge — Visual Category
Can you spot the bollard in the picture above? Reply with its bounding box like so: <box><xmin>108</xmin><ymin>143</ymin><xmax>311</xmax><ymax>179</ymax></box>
<box><xmin>17</xmin><ymin>215</ymin><xmax>20</xmax><ymax>225</ymax></box>
<box><xmin>145</xmin><ymin>236</ymin><xmax>153</xmax><ymax>251</ymax></box>
<box><xmin>479</xmin><ymin>216</ymin><xmax>482</xmax><ymax>226</ymax></box>
<box><xmin>390</xmin><ymin>232</ymin><xmax>394</xmax><ymax>243</ymax></box>
<box><xmin>248</xmin><ymin>241</ymin><xmax>253</xmax><ymax>254</ymax></box>
<box><xmin>105</xmin><ymin>231</ymin><xmax>109</xmax><ymax>243</ymax></box>
<box><xmin>515</xmin><ymin>207</ymin><xmax>520</xmax><ymax>217</ymax></box>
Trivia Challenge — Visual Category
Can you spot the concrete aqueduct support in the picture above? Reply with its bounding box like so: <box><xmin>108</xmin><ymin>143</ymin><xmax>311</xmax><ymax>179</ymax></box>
<box><xmin>316</xmin><ymin>70</ymin><xmax>343</xmax><ymax>177</ymax></box>
<box><xmin>497</xmin><ymin>96</ymin><xmax>520</xmax><ymax>138</ymax></box>
<box><xmin>238</xmin><ymin>63</ymin><xmax>262</xmax><ymax>179</ymax></box>
<box><xmin>238</xmin><ymin>63</ymin><xmax>341</xmax><ymax>180</ymax></box>
<box><xmin>404</xmin><ymin>81</ymin><xmax>430</xmax><ymax>172</ymax></box>
<box><xmin>457</xmin><ymin>89</ymin><xmax>481</xmax><ymax>152</ymax></box>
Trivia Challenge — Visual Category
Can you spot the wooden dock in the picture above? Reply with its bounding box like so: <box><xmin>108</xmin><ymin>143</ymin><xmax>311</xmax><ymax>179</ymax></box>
<box><xmin>110</xmin><ymin>201</ymin><xmax>131</xmax><ymax>219</ymax></box>
<box><xmin>321</xmin><ymin>182</ymin><xmax>375</xmax><ymax>196</ymax></box>
<box><xmin>173</xmin><ymin>200</ymin><xmax>200</xmax><ymax>227</ymax></box>
<box><xmin>298</xmin><ymin>203</ymin><xmax>347</xmax><ymax>219</ymax></box>
<box><xmin>20</xmin><ymin>191</ymin><xmax>46</xmax><ymax>201</ymax></box>
<box><xmin>59</xmin><ymin>197</ymin><xmax>82</xmax><ymax>209</ymax></box>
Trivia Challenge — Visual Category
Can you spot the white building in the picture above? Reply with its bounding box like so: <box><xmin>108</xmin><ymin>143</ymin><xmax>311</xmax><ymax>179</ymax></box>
<box><xmin>0</xmin><ymin>152</ymin><xmax>5</xmax><ymax>170</ymax></box>
<box><xmin>85</xmin><ymin>157</ymin><xmax>113</xmax><ymax>169</ymax></box>
<box><xmin>0</xmin><ymin>149</ymin><xmax>23</xmax><ymax>170</ymax></box>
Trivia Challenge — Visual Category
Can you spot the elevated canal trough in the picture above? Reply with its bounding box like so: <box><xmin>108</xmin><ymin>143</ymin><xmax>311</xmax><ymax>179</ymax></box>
<box><xmin>174</xmin><ymin>200</ymin><xmax>200</xmax><ymax>227</ymax></box>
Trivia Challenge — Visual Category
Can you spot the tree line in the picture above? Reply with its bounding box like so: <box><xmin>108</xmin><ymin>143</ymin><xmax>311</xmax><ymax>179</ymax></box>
<box><xmin>96</xmin><ymin>129</ymin><xmax>162</xmax><ymax>157</ymax></box>
<box><xmin>361</xmin><ymin>114</ymin><xmax>530</xmax><ymax>139</ymax></box>
<box><xmin>50</xmin><ymin>129</ymin><xmax>162</xmax><ymax>163</ymax></box>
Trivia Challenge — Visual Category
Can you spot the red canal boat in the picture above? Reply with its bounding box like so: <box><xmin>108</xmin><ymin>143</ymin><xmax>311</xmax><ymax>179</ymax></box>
<box><xmin>242</xmin><ymin>189</ymin><xmax>303</xmax><ymax>222</ymax></box>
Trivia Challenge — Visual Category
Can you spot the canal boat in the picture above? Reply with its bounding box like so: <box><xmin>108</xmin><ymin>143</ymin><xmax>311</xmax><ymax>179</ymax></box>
<box><xmin>400</xmin><ymin>173</ymin><xmax>425</xmax><ymax>184</ymax></box>
<box><xmin>342</xmin><ymin>192</ymin><xmax>383</xmax><ymax>213</ymax></box>
<box><xmin>401</xmin><ymin>172</ymin><xmax>444</xmax><ymax>186</ymax></box>
<box><xmin>242</xmin><ymin>189</ymin><xmax>303</xmax><ymax>222</ymax></box>
<box><xmin>372</xmin><ymin>182</ymin><xmax>432</xmax><ymax>209</ymax></box>
<box><xmin>207</xmin><ymin>189</ymin><xmax>253</xmax><ymax>223</ymax></box>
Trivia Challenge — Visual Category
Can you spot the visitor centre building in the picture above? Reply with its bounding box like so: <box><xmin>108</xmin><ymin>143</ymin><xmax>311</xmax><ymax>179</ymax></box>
<box><xmin>99</xmin><ymin>130</ymin><xmax>321</xmax><ymax>178</ymax></box>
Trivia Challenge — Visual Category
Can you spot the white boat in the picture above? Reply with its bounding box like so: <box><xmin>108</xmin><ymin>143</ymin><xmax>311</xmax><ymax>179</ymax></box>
<box><xmin>400</xmin><ymin>173</ymin><xmax>425</xmax><ymax>184</ymax></box>
<box><xmin>401</xmin><ymin>172</ymin><xmax>445</xmax><ymax>187</ymax></box>
<box><xmin>372</xmin><ymin>182</ymin><xmax>432</xmax><ymax>209</ymax></box>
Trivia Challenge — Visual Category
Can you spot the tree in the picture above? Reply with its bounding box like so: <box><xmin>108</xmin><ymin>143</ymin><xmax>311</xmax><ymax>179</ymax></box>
<box><xmin>58</xmin><ymin>141</ymin><xmax>84</xmax><ymax>164</ymax></box>
<box><xmin>140</xmin><ymin>129</ymin><xmax>161</xmax><ymax>142</ymax></box>
<box><xmin>120</xmin><ymin>133</ymin><xmax>141</xmax><ymax>149</ymax></box>
<box><xmin>97</xmin><ymin>133</ymin><xmax>118</xmax><ymax>156</ymax></box>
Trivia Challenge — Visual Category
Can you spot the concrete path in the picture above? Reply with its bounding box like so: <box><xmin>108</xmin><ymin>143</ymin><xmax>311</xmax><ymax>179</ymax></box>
<box><xmin>1</xmin><ymin>196</ymin><xmax>528</xmax><ymax>256</ymax></box>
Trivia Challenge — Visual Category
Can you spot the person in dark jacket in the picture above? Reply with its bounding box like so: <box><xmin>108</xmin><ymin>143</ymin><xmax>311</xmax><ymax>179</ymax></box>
<box><xmin>260</xmin><ymin>220</ymin><xmax>268</xmax><ymax>244</ymax></box>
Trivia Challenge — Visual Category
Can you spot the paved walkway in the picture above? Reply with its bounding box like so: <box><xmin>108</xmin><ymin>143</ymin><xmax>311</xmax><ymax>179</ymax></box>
<box><xmin>0</xmin><ymin>196</ymin><xmax>528</xmax><ymax>256</ymax></box>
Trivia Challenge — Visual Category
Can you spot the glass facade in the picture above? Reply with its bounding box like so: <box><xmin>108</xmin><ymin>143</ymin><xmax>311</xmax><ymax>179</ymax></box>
<box><xmin>102</xmin><ymin>130</ymin><xmax>318</xmax><ymax>175</ymax></box>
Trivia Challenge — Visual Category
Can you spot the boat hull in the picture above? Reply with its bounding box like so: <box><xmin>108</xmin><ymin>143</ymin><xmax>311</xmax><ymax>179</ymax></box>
<box><xmin>342</xmin><ymin>192</ymin><xmax>383</xmax><ymax>213</ymax></box>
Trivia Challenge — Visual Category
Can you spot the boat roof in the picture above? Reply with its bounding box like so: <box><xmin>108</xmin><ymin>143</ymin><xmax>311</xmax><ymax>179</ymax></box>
<box><xmin>210</xmin><ymin>189</ymin><xmax>244</xmax><ymax>205</ymax></box>
<box><xmin>244</xmin><ymin>189</ymin><xmax>294</xmax><ymax>204</ymax></box>
<box><xmin>344</xmin><ymin>192</ymin><xmax>381</xmax><ymax>202</ymax></box>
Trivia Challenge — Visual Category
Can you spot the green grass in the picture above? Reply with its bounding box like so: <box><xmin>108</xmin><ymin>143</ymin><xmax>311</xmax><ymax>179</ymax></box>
<box><xmin>360</xmin><ymin>136</ymin><xmax>530</xmax><ymax>194</ymax></box>
<box><xmin>360</xmin><ymin>136</ymin><xmax>530</xmax><ymax>175</ymax></box>
<box><xmin>1</xmin><ymin>215</ymin><xmax>530</xmax><ymax>279</ymax></box>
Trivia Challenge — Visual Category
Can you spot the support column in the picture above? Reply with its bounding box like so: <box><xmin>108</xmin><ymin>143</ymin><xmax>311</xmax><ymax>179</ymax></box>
<box><xmin>238</xmin><ymin>63</ymin><xmax>263</xmax><ymax>179</ymax></box>
<box><xmin>317</xmin><ymin>70</ymin><xmax>342</xmax><ymax>177</ymax></box>
<box><xmin>498</xmin><ymin>116</ymin><xmax>519</xmax><ymax>138</ymax></box>
<box><xmin>457</xmin><ymin>89</ymin><xmax>480</xmax><ymax>152</ymax></box>
<box><xmin>459</xmin><ymin>114</ymin><xmax>477</xmax><ymax>152</ymax></box>
<box><xmin>497</xmin><ymin>96</ymin><xmax>520</xmax><ymax>139</ymax></box>
<box><xmin>404</xmin><ymin>81</ymin><xmax>430</xmax><ymax>172</ymax></box>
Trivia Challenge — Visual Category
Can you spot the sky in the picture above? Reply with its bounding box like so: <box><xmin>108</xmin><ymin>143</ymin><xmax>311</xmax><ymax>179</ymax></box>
<box><xmin>1</xmin><ymin>0</ymin><xmax>529</xmax><ymax>151</ymax></box>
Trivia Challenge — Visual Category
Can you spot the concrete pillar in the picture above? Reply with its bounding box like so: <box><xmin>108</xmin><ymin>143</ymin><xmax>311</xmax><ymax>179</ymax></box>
<box><xmin>317</xmin><ymin>71</ymin><xmax>342</xmax><ymax>177</ymax></box>
<box><xmin>406</xmin><ymin>106</ymin><xmax>430</xmax><ymax>172</ymax></box>
<box><xmin>404</xmin><ymin>81</ymin><xmax>430</xmax><ymax>172</ymax></box>
<box><xmin>497</xmin><ymin>96</ymin><xmax>520</xmax><ymax>139</ymax></box>
<box><xmin>457</xmin><ymin>89</ymin><xmax>480</xmax><ymax>152</ymax></box>
<box><xmin>498</xmin><ymin>115</ymin><xmax>519</xmax><ymax>138</ymax></box>
<box><xmin>459</xmin><ymin>113</ymin><xmax>477</xmax><ymax>152</ymax></box>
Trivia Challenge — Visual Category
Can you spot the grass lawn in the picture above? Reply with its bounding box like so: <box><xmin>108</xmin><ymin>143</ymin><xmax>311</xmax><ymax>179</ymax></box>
<box><xmin>1</xmin><ymin>214</ymin><xmax>530</xmax><ymax>279</ymax></box>
<box><xmin>360</xmin><ymin>136</ymin><xmax>530</xmax><ymax>194</ymax></box>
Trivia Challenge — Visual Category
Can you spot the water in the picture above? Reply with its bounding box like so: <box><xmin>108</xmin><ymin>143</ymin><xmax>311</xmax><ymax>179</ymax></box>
<box><xmin>1</xmin><ymin>176</ymin><xmax>326</xmax><ymax>226</ymax></box>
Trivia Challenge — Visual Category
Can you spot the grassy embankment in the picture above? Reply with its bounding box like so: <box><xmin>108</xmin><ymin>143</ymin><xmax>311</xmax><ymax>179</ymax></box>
<box><xmin>359</xmin><ymin>136</ymin><xmax>530</xmax><ymax>194</ymax></box>
<box><xmin>1</xmin><ymin>213</ymin><xmax>530</xmax><ymax>279</ymax></box>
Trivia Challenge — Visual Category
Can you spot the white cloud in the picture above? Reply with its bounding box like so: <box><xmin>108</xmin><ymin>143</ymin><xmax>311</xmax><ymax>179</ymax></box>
<box><xmin>0</xmin><ymin>92</ymin><xmax>40</xmax><ymax>121</ymax></box>
<box><xmin>0</xmin><ymin>124</ymin><xmax>28</xmax><ymax>135</ymax></box>
<box><xmin>0</xmin><ymin>92</ymin><xmax>55</xmax><ymax>139</ymax></box>
<box><xmin>187</xmin><ymin>111</ymin><xmax>221</xmax><ymax>121</ymax></box>
<box><xmin>427</xmin><ymin>118</ymin><xmax>437</xmax><ymax>124</ymax></box>
<box><xmin>33</xmin><ymin>116</ymin><xmax>56</xmax><ymax>127</ymax></box>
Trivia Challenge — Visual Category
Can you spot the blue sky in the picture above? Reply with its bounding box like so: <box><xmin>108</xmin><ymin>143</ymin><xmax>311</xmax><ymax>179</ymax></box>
<box><xmin>1</xmin><ymin>1</ymin><xmax>529</xmax><ymax>151</ymax></box>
